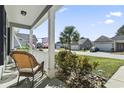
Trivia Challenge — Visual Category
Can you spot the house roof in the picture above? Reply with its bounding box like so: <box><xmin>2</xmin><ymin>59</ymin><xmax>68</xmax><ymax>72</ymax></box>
<box><xmin>78</xmin><ymin>38</ymin><xmax>88</xmax><ymax>45</ymax></box>
<box><xmin>111</xmin><ymin>35</ymin><xmax>124</xmax><ymax>40</ymax></box>
<box><xmin>94</xmin><ymin>35</ymin><xmax>113</xmax><ymax>42</ymax></box>
<box><xmin>16</xmin><ymin>33</ymin><xmax>38</xmax><ymax>42</ymax></box>
<box><xmin>71</xmin><ymin>38</ymin><xmax>91</xmax><ymax>45</ymax></box>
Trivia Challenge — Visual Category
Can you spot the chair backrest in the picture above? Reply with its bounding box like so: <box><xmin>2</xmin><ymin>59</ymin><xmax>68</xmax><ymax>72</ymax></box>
<box><xmin>10</xmin><ymin>51</ymin><xmax>38</xmax><ymax>69</ymax></box>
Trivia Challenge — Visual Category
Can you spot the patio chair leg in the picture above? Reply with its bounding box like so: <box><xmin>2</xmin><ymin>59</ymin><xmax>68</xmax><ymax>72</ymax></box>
<box><xmin>41</xmin><ymin>71</ymin><xmax>44</xmax><ymax>77</ymax></box>
<box><xmin>41</xmin><ymin>61</ymin><xmax>44</xmax><ymax>77</ymax></box>
<box><xmin>31</xmin><ymin>76</ymin><xmax>34</xmax><ymax>88</ymax></box>
<box><xmin>17</xmin><ymin>75</ymin><xmax>20</xmax><ymax>86</ymax></box>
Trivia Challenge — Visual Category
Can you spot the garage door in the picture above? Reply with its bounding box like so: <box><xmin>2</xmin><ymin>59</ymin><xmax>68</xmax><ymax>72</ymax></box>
<box><xmin>95</xmin><ymin>43</ymin><xmax>113</xmax><ymax>51</ymax></box>
<box><xmin>71</xmin><ymin>45</ymin><xmax>80</xmax><ymax>50</ymax></box>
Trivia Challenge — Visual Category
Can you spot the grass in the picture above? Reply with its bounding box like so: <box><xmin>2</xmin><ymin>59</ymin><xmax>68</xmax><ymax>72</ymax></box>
<box><xmin>56</xmin><ymin>48</ymin><xmax>66</xmax><ymax>51</ymax></box>
<box><xmin>80</xmin><ymin>50</ymin><xmax>89</xmax><ymax>52</ymax></box>
<box><xmin>16</xmin><ymin>45</ymin><xmax>30</xmax><ymax>52</ymax></box>
<box><xmin>56</xmin><ymin>51</ymin><xmax>124</xmax><ymax>79</ymax></box>
<box><xmin>87</xmin><ymin>56</ymin><xmax>124</xmax><ymax>79</ymax></box>
<box><xmin>16</xmin><ymin>48</ymin><xmax>29</xmax><ymax>52</ymax></box>
<box><xmin>112</xmin><ymin>52</ymin><xmax>124</xmax><ymax>55</ymax></box>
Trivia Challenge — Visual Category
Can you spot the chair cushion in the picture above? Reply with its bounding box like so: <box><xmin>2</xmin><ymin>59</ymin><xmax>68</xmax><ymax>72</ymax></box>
<box><xmin>19</xmin><ymin>65</ymin><xmax>40</xmax><ymax>73</ymax></box>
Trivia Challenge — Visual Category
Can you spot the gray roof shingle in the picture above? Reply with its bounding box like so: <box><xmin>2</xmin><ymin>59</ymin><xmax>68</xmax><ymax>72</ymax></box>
<box><xmin>78</xmin><ymin>38</ymin><xmax>88</xmax><ymax>45</ymax></box>
<box><xmin>111</xmin><ymin>35</ymin><xmax>124</xmax><ymax>40</ymax></box>
<box><xmin>95</xmin><ymin>35</ymin><xmax>113</xmax><ymax>42</ymax></box>
<box><xmin>71</xmin><ymin>38</ymin><xmax>88</xmax><ymax>45</ymax></box>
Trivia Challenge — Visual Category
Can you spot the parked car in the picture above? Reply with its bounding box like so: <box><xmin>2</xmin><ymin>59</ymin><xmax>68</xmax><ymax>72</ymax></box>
<box><xmin>90</xmin><ymin>47</ymin><xmax>99</xmax><ymax>52</ymax></box>
<box><xmin>36</xmin><ymin>43</ymin><xmax>42</xmax><ymax>48</ymax></box>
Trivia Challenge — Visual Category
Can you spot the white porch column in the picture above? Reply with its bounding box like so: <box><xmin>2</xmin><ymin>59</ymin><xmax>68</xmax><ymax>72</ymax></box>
<box><xmin>11</xmin><ymin>27</ymin><xmax>15</xmax><ymax>49</ymax></box>
<box><xmin>48</xmin><ymin>9</ymin><xmax>55</xmax><ymax>78</ymax></box>
<box><xmin>29</xmin><ymin>30</ymin><xmax>33</xmax><ymax>51</ymax></box>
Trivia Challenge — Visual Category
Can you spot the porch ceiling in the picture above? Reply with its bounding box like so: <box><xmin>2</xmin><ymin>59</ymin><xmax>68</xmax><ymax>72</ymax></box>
<box><xmin>5</xmin><ymin>5</ymin><xmax>52</xmax><ymax>29</ymax></box>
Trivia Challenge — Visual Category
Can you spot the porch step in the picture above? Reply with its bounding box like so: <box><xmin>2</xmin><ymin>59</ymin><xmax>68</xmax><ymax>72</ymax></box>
<box><xmin>4</xmin><ymin>62</ymin><xmax>16</xmax><ymax>71</ymax></box>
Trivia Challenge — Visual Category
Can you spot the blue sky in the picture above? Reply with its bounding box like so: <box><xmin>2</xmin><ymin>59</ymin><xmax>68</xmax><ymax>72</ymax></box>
<box><xmin>19</xmin><ymin>5</ymin><xmax>124</xmax><ymax>42</ymax></box>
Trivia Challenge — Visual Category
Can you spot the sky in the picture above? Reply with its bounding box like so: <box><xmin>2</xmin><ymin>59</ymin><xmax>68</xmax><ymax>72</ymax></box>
<box><xmin>19</xmin><ymin>5</ymin><xmax>124</xmax><ymax>42</ymax></box>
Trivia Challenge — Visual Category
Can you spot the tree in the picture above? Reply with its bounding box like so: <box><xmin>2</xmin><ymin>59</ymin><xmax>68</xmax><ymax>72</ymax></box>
<box><xmin>59</xmin><ymin>26</ymin><xmax>80</xmax><ymax>50</ymax></box>
<box><xmin>80</xmin><ymin>37</ymin><xmax>85</xmax><ymax>39</ymax></box>
<box><xmin>116</xmin><ymin>25</ymin><xmax>124</xmax><ymax>35</ymax></box>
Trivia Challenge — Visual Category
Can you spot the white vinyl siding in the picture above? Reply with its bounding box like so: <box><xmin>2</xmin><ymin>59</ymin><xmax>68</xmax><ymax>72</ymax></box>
<box><xmin>95</xmin><ymin>42</ymin><xmax>113</xmax><ymax>51</ymax></box>
<box><xmin>71</xmin><ymin>45</ymin><xmax>80</xmax><ymax>50</ymax></box>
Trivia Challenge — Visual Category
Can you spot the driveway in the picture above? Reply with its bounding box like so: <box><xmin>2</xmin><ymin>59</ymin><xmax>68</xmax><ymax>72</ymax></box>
<box><xmin>71</xmin><ymin>51</ymin><xmax>124</xmax><ymax>60</ymax></box>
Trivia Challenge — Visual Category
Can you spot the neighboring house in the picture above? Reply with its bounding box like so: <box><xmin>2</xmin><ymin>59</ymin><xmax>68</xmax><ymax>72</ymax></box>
<box><xmin>71</xmin><ymin>42</ymin><xmax>80</xmax><ymax>50</ymax></box>
<box><xmin>55</xmin><ymin>42</ymin><xmax>69</xmax><ymax>49</ymax></box>
<box><xmin>71</xmin><ymin>38</ymin><xmax>92</xmax><ymax>51</ymax></box>
<box><xmin>55</xmin><ymin>42</ymin><xmax>62</xmax><ymax>49</ymax></box>
<box><xmin>78</xmin><ymin>38</ymin><xmax>93</xmax><ymax>50</ymax></box>
<box><xmin>94</xmin><ymin>35</ymin><xmax>113</xmax><ymax>51</ymax></box>
<box><xmin>94</xmin><ymin>35</ymin><xmax>124</xmax><ymax>52</ymax></box>
<box><xmin>55</xmin><ymin>38</ymin><xmax>92</xmax><ymax>50</ymax></box>
<box><xmin>42</xmin><ymin>37</ymin><xmax>48</xmax><ymax>48</ymax></box>
<box><xmin>112</xmin><ymin>35</ymin><xmax>124</xmax><ymax>51</ymax></box>
<box><xmin>14</xmin><ymin>33</ymin><xmax>38</xmax><ymax>48</ymax></box>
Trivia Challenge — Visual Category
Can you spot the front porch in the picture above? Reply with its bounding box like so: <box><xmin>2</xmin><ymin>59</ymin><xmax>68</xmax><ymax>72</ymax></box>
<box><xmin>0</xmin><ymin>5</ymin><xmax>63</xmax><ymax>87</ymax></box>
<box><xmin>0</xmin><ymin>49</ymin><xmax>66</xmax><ymax>88</ymax></box>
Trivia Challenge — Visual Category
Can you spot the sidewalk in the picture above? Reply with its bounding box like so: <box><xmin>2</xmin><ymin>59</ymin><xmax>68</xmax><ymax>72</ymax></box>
<box><xmin>105</xmin><ymin>66</ymin><xmax>124</xmax><ymax>88</ymax></box>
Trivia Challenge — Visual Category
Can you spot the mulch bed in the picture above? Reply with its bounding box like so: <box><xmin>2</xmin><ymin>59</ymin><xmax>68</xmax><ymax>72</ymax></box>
<box><xmin>56</xmin><ymin>71</ymin><xmax>107</xmax><ymax>88</ymax></box>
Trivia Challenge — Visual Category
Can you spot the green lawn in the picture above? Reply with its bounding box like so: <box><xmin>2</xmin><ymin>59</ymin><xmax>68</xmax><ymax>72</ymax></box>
<box><xmin>87</xmin><ymin>56</ymin><xmax>124</xmax><ymax>79</ymax></box>
<box><xmin>16</xmin><ymin>48</ymin><xmax>29</xmax><ymax>52</ymax></box>
<box><xmin>112</xmin><ymin>52</ymin><xmax>124</xmax><ymax>55</ymax></box>
<box><xmin>56</xmin><ymin>48</ymin><xmax>66</xmax><ymax>51</ymax></box>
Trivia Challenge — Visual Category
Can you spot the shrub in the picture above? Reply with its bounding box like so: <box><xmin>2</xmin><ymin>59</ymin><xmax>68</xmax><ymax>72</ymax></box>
<box><xmin>76</xmin><ymin>56</ymin><xmax>92</xmax><ymax>74</ymax></box>
<box><xmin>55</xmin><ymin>50</ymin><xmax>78</xmax><ymax>74</ymax></box>
<box><xmin>55</xmin><ymin>51</ymin><xmax>92</xmax><ymax>75</ymax></box>
<box><xmin>55</xmin><ymin>51</ymin><xmax>106</xmax><ymax>88</ymax></box>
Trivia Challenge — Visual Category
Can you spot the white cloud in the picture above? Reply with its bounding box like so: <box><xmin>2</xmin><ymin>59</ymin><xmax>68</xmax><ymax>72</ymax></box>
<box><xmin>106</xmin><ymin>12</ymin><xmax>123</xmax><ymax>18</ymax></box>
<box><xmin>58</xmin><ymin>7</ymin><xmax>68</xmax><ymax>13</ymax></box>
<box><xmin>110</xmin><ymin>12</ymin><xmax>122</xmax><ymax>17</ymax></box>
<box><xmin>104</xmin><ymin>19</ymin><xmax>114</xmax><ymax>24</ymax></box>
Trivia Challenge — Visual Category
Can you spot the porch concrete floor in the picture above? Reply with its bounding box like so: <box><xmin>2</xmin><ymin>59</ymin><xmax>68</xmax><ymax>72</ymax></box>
<box><xmin>0</xmin><ymin>62</ymin><xmax>25</xmax><ymax>88</ymax></box>
<box><xmin>105</xmin><ymin>66</ymin><xmax>124</xmax><ymax>88</ymax></box>
<box><xmin>0</xmin><ymin>64</ymin><xmax>66</xmax><ymax>88</ymax></box>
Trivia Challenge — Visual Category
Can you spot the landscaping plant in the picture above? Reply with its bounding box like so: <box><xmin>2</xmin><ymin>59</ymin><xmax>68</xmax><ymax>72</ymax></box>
<box><xmin>55</xmin><ymin>50</ymin><xmax>106</xmax><ymax>88</ymax></box>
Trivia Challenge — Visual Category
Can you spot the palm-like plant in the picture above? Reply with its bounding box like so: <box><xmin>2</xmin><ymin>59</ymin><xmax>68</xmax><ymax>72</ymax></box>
<box><xmin>60</xmin><ymin>26</ymin><xmax>80</xmax><ymax>50</ymax></box>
